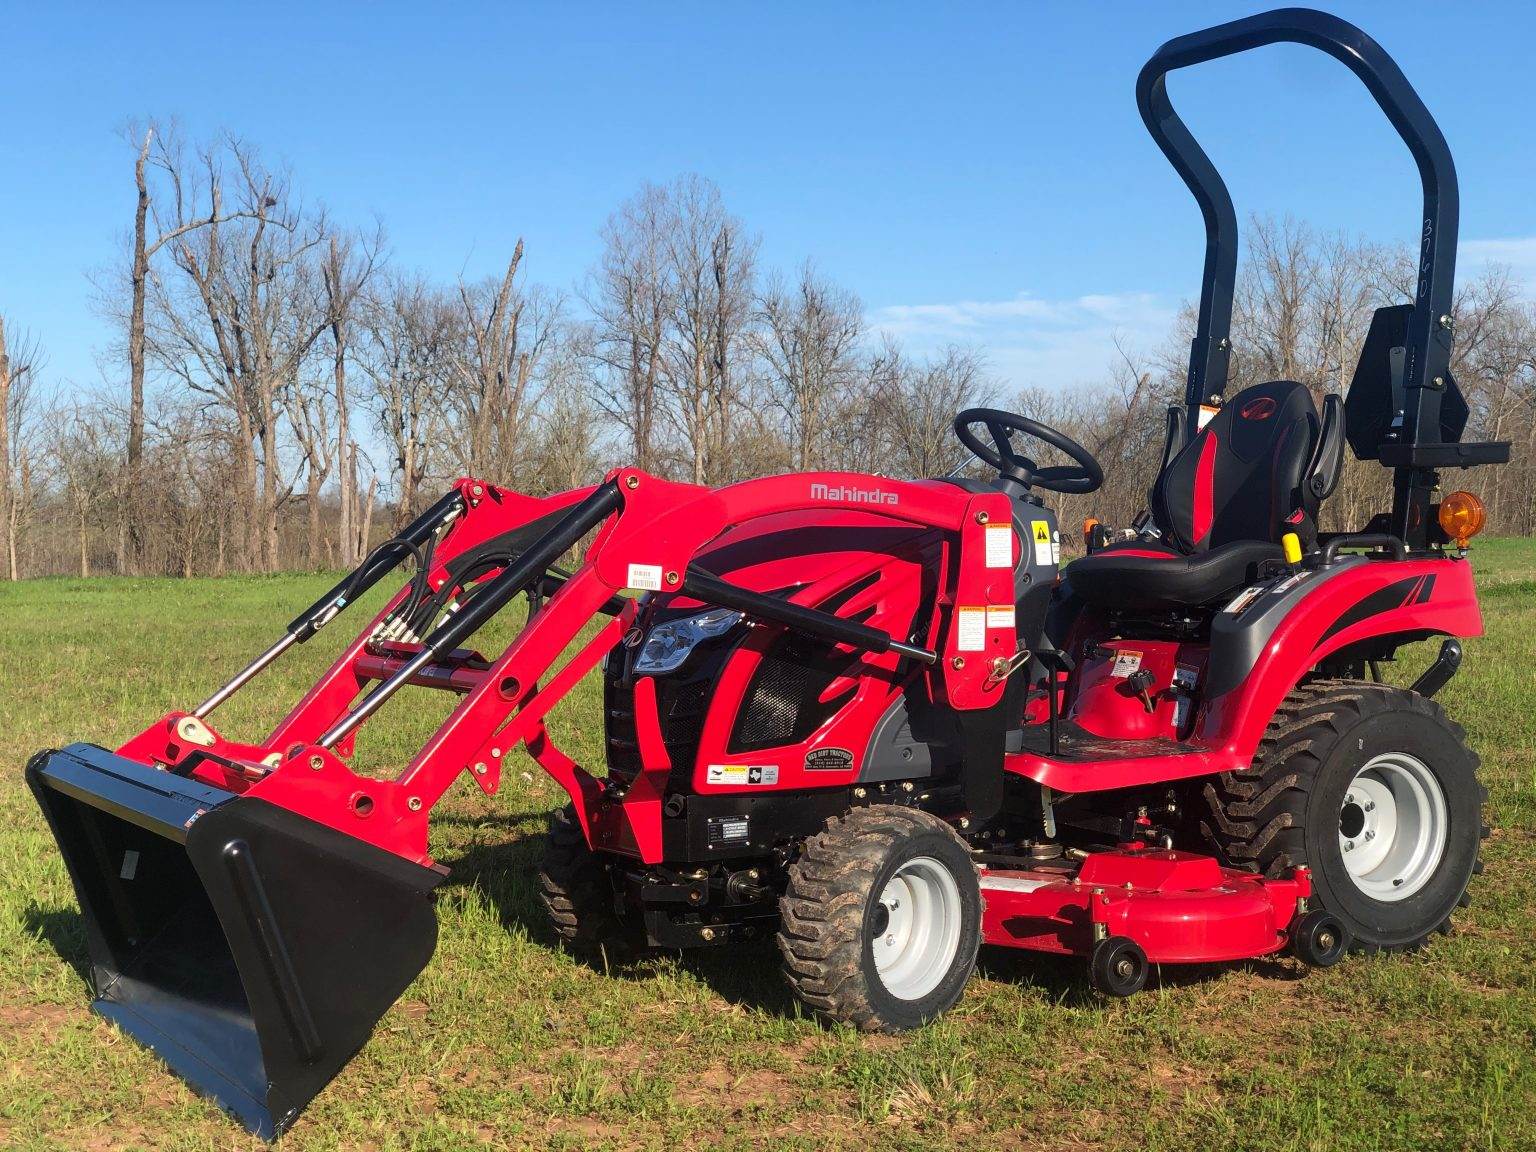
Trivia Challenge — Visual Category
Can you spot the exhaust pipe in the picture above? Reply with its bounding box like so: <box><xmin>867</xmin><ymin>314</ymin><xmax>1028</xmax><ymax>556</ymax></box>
<box><xmin>27</xmin><ymin>744</ymin><xmax>442</xmax><ymax>1139</ymax></box>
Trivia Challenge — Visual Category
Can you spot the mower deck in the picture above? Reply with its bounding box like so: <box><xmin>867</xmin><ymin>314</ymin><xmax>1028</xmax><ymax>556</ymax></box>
<box><xmin>979</xmin><ymin>848</ymin><xmax>1309</xmax><ymax>965</ymax></box>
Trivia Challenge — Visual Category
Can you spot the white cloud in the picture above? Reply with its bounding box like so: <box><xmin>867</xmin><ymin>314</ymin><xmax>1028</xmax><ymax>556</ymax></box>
<box><xmin>867</xmin><ymin>290</ymin><xmax>1178</xmax><ymax>393</ymax></box>
<box><xmin>1459</xmin><ymin>237</ymin><xmax>1536</xmax><ymax>294</ymax></box>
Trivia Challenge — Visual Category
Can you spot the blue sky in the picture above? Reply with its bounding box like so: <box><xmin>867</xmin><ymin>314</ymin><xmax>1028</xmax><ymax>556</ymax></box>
<box><xmin>4</xmin><ymin>1</ymin><xmax>1535</xmax><ymax>398</ymax></box>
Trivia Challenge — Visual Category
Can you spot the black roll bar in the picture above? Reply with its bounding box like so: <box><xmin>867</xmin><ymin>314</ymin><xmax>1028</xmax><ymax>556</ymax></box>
<box><xmin>1137</xmin><ymin>6</ymin><xmax>1458</xmax><ymax>437</ymax></box>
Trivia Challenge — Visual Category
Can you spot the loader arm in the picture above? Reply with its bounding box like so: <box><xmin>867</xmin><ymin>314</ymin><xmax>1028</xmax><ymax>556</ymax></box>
<box><xmin>118</xmin><ymin>468</ymin><xmax>1018</xmax><ymax>866</ymax></box>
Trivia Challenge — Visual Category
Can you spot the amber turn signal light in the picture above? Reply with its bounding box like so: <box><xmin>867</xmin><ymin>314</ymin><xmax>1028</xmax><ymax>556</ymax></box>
<box><xmin>1083</xmin><ymin>517</ymin><xmax>1100</xmax><ymax>551</ymax></box>
<box><xmin>1438</xmin><ymin>490</ymin><xmax>1486</xmax><ymax>547</ymax></box>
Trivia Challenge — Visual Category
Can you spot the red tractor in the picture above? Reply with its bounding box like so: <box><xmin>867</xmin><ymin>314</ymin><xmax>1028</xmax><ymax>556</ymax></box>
<box><xmin>28</xmin><ymin>7</ymin><xmax>1508</xmax><ymax>1139</ymax></box>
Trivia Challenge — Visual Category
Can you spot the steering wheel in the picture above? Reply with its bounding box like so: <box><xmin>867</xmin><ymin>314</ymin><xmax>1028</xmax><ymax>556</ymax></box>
<box><xmin>953</xmin><ymin>407</ymin><xmax>1104</xmax><ymax>494</ymax></box>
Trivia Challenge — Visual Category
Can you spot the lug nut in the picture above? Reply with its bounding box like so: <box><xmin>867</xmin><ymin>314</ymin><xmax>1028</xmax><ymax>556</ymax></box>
<box><xmin>1364</xmin><ymin>830</ymin><xmax>1375</xmax><ymax>841</ymax></box>
<box><xmin>1344</xmin><ymin>840</ymin><xmax>1355</xmax><ymax>852</ymax></box>
<box><xmin>1364</xmin><ymin>801</ymin><xmax>1375</xmax><ymax>812</ymax></box>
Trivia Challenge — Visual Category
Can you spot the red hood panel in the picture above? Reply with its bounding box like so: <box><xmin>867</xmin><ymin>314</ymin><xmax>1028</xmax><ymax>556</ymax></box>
<box><xmin>677</xmin><ymin>509</ymin><xmax>938</xmax><ymax>601</ymax></box>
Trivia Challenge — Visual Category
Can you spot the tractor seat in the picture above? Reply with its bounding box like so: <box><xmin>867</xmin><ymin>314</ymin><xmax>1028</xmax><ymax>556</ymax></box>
<box><xmin>1067</xmin><ymin>380</ymin><xmax>1343</xmax><ymax>612</ymax></box>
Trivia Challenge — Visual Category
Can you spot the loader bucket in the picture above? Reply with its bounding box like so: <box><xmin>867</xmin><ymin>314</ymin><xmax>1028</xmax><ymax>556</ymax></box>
<box><xmin>26</xmin><ymin>743</ymin><xmax>443</xmax><ymax>1140</ymax></box>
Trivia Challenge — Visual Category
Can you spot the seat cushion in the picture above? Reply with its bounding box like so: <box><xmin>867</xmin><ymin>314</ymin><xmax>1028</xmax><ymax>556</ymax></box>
<box><xmin>1066</xmin><ymin>539</ymin><xmax>1283</xmax><ymax>611</ymax></box>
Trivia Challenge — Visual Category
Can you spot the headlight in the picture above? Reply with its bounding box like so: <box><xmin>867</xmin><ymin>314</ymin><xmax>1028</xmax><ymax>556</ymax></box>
<box><xmin>633</xmin><ymin>608</ymin><xmax>743</xmax><ymax>675</ymax></box>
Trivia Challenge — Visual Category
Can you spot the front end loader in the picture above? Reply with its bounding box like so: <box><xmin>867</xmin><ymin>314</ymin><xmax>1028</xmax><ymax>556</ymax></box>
<box><xmin>29</xmin><ymin>7</ymin><xmax>1509</xmax><ymax>1139</ymax></box>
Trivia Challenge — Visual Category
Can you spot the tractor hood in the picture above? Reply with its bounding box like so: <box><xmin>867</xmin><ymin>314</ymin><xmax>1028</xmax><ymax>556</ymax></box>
<box><xmin>677</xmin><ymin>508</ymin><xmax>942</xmax><ymax>603</ymax></box>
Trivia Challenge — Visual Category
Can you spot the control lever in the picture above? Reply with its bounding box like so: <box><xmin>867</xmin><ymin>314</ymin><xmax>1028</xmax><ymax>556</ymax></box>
<box><xmin>1124</xmin><ymin>668</ymin><xmax>1157</xmax><ymax>713</ymax></box>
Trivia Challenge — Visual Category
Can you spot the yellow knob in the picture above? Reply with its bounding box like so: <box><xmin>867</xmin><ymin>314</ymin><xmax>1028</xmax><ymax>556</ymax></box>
<box><xmin>1281</xmin><ymin>532</ymin><xmax>1302</xmax><ymax>565</ymax></box>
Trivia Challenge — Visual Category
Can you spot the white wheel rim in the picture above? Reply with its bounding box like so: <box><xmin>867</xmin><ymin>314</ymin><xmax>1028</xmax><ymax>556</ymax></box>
<box><xmin>869</xmin><ymin>855</ymin><xmax>963</xmax><ymax>1001</ymax></box>
<box><xmin>1338</xmin><ymin>751</ymin><xmax>1448</xmax><ymax>902</ymax></box>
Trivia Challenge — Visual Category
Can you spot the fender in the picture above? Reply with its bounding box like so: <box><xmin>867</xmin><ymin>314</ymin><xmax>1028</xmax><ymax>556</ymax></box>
<box><xmin>1197</xmin><ymin>554</ymin><xmax>1481</xmax><ymax>753</ymax></box>
<box><xmin>1008</xmin><ymin>554</ymin><xmax>1481</xmax><ymax>794</ymax></box>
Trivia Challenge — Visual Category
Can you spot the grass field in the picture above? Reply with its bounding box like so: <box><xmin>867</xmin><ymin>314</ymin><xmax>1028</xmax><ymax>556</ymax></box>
<box><xmin>1</xmin><ymin>541</ymin><xmax>1533</xmax><ymax>1151</ymax></box>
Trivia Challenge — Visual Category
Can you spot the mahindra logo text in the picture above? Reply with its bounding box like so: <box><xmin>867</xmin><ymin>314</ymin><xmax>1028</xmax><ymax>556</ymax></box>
<box><xmin>810</xmin><ymin>482</ymin><xmax>899</xmax><ymax>506</ymax></box>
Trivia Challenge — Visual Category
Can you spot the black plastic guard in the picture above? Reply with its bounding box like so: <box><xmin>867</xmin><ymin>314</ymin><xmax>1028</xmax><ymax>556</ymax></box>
<box><xmin>27</xmin><ymin>743</ymin><xmax>443</xmax><ymax>1139</ymax></box>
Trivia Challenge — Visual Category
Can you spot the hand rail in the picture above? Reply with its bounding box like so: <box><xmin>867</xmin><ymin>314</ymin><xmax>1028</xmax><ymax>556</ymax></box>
<box><xmin>1320</xmin><ymin>533</ymin><xmax>1408</xmax><ymax>564</ymax></box>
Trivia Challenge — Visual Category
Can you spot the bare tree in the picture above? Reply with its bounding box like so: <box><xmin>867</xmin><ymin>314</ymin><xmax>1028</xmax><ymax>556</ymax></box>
<box><xmin>46</xmin><ymin>402</ymin><xmax>118</xmax><ymax>576</ymax></box>
<box><xmin>1</xmin><ymin>318</ymin><xmax>45</xmax><ymax>580</ymax></box>
<box><xmin>118</xmin><ymin>122</ymin><xmax>263</xmax><ymax>573</ymax></box>
<box><xmin>361</xmin><ymin>273</ymin><xmax>457</xmax><ymax>526</ymax></box>
<box><xmin>322</xmin><ymin>230</ymin><xmax>383</xmax><ymax>566</ymax></box>
<box><xmin>584</xmin><ymin>183</ymin><xmax>674</xmax><ymax>472</ymax></box>
<box><xmin>657</xmin><ymin>175</ymin><xmax>758</xmax><ymax>484</ymax></box>
<box><xmin>875</xmin><ymin>343</ymin><xmax>993</xmax><ymax>479</ymax></box>
<box><xmin>757</xmin><ymin>262</ymin><xmax>863</xmax><ymax>471</ymax></box>
<box><xmin>451</xmin><ymin>242</ymin><xmax>567</xmax><ymax>486</ymax></box>
<box><xmin>149</xmin><ymin>136</ymin><xmax>330</xmax><ymax>571</ymax></box>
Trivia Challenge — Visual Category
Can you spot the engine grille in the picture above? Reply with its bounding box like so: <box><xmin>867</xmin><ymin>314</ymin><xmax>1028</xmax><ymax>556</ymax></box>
<box><xmin>728</xmin><ymin>633</ymin><xmax>858</xmax><ymax>752</ymax></box>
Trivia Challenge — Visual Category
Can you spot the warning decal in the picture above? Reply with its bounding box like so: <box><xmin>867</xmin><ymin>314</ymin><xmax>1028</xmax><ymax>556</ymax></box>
<box><xmin>956</xmin><ymin>606</ymin><xmax>986</xmax><ymax>651</ymax></box>
<box><xmin>986</xmin><ymin>604</ymin><xmax>1015</xmax><ymax>630</ymax></box>
<box><xmin>1030</xmin><ymin>520</ymin><xmax>1053</xmax><ymax>565</ymax></box>
<box><xmin>707</xmin><ymin>764</ymin><xmax>779</xmax><ymax>786</ymax></box>
<box><xmin>984</xmin><ymin>523</ymin><xmax>1013</xmax><ymax>568</ymax></box>
<box><xmin>1110</xmin><ymin>649</ymin><xmax>1143</xmax><ymax>678</ymax></box>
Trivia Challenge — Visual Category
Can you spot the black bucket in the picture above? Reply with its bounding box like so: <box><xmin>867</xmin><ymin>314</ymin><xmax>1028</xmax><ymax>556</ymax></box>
<box><xmin>27</xmin><ymin>744</ymin><xmax>443</xmax><ymax>1139</ymax></box>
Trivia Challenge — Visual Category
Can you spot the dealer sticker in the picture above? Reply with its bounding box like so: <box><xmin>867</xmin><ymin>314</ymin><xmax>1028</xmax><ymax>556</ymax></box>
<box><xmin>984</xmin><ymin>523</ymin><xmax>1013</xmax><ymax>568</ymax></box>
<box><xmin>626</xmin><ymin>563</ymin><xmax>663</xmax><ymax>591</ymax></box>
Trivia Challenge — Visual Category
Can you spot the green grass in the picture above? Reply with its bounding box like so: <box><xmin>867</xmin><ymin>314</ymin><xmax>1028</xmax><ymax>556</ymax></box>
<box><xmin>2</xmin><ymin>544</ymin><xmax>1534</xmax><ymax>1151</ymax></box>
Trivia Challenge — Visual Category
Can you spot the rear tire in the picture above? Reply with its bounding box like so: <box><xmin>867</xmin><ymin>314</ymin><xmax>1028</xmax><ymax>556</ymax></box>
<box><xmin>778</xmin><ymin>805</ymin><xmax>981</xmax><ymax>1031</ymax></box>
<box><xmin>1199</xmin><ymin>679</ymin><xmax>1486</xmax><ymax>953</ymax></box>
<box><xmin>536</xmin><ymin>806</ymin><xmax>635</xmax><ymax>958</ymax></box>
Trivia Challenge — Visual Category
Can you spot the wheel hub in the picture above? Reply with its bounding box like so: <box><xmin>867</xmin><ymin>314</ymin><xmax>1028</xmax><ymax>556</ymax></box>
<box><xmin>1338</xmin><ymin>751</ymin><xmax>1448</xmax><ymax>902</ymax></box>
<box><xmin>869</xmin><ymin>856</ymin><xmax>963</xmax><ymax>1001</ymax></box>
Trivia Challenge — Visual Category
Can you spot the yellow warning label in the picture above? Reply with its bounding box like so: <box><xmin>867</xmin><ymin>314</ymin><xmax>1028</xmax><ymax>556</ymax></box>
<box><xmin>1030</xmin><ymin>520</ymin><xmax>1052</xmax><ymax>565</ymax></box>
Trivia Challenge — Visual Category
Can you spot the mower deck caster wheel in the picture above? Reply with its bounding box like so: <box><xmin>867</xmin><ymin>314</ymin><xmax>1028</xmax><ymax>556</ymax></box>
<box><xmin>1089</xmin><ymin>936</ymin><xmax>1148</xmax><ymax>997</ymax></box>
<box><xmin>1291</xmin><ymin>909</ymin><xmax>1351</xmax><ymax>967</ymax></box>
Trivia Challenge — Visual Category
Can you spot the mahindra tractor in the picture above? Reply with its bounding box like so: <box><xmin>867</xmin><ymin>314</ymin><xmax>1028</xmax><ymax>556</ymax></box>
<box><xmin>27</xmin><ymin>7</ymin><xmax>1509</xmax><ymax>1139</ymax></box>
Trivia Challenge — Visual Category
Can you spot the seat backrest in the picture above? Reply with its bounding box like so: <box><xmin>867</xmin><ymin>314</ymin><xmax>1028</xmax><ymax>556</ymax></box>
<box><xmin>1150</xmin><ymin>380</ymin><xmax>1337</xmax><ymax>553</ymax></box>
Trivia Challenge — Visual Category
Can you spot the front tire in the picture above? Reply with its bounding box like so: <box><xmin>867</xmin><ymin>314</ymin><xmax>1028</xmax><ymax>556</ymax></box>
<box><xmin>778</xmin><ymin>806</ymin><xmax>982</xmax><ymax>1031</ymax></box>
<box><xmin>536</xmin><ymin>806</ymin><xmax>636</xmax><ymax>958</ymax></box>
<box><xmin>1200</xmin><ymin>680</ymin><xmax>1487</xmax><ymax>953</ymax></box>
